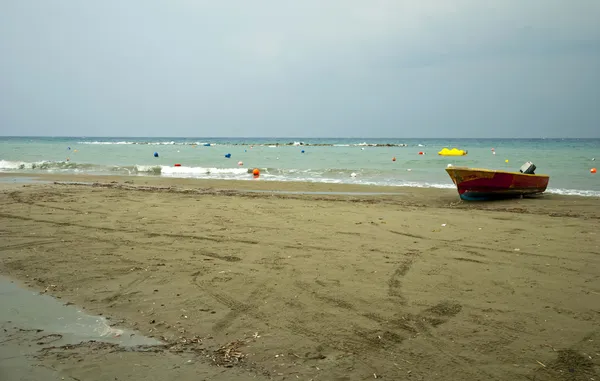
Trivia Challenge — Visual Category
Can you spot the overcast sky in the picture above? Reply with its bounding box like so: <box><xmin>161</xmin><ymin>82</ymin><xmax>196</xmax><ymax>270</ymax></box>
<box><xmin>1</xmin><ymin>1</ymin><xmax>599</xmax><ymax>138</ymax></box>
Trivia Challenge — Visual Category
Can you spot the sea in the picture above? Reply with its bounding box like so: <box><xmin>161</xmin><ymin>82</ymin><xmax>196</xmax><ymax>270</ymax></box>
<box><xmin>0</xmin><ymin>137</ymin><xmax>598</xmax><ymax>197</ymax></box>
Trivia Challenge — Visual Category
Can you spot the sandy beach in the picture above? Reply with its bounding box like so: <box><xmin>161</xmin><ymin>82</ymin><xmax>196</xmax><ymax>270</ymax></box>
<box><xmin>1</xmin><ymin>173</ymin><xmax>599</xmax><ymax>380</ymax></box>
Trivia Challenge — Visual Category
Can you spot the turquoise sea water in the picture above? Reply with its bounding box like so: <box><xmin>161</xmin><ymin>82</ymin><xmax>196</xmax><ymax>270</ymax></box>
<box><xmin>0</xmin><ymin>137</ymin><xmax>598</xmax><ymax>196</ymax></box>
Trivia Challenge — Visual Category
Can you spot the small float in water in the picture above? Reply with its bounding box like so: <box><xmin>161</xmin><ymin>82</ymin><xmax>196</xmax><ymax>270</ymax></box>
<box><xmin>446</xmin><ymin>162</ymin><xmax>549</xmax><ymax>201</ymax></box>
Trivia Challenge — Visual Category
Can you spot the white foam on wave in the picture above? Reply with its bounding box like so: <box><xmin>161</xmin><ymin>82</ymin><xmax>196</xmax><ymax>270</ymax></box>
<box><xmin>0</xmin><ymin>160</ymin><xmax>101</xmax><ymax>175</ymax></box>
<box><xmin>134</xmin><ymin>165</ymin><xmax>160</xmax><ymax>172</ymax></box>
<box><xmin>160</xmin><ymin>166</ymin><xmax>249</xmax><ymax>178</ymax></box>
<box><xmin>547</xmin><ymin>188</ymin><xmax>600</xmax><ymax>197</ymax></box>
<box><xmin>0</xmin><ymin>160</ymin><xmax>28</xmax><ymax>170</ymax></box>
<box><xmin>394</xmin><ymin>181</ymin><xmax>455</xmax><ymax>189</ymax></box>
<box><xmin>78</xmin><ymin>141</ymin><xmax>135</xmax><ymax>145</ymax></box>
<box><xmin>0</xmin><ymin>160</ymin><xmax>57</xmax><ymax>171</ymax></box>
<box><xmin>79</xmin><ymin>141</ymin><xmax>206</xmax><ymax>145</ymax></box>
<box><xmin>232</xmin><ymin>172</ymin><xmax>457</xmax><ymax>189</ymax></box>
<box><xmin>130</xmin><ymin>165</ymin><xmax>162</xmax><ymax>175</ymax></box>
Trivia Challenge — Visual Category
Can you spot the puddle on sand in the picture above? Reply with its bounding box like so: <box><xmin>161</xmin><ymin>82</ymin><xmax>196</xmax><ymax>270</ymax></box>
<box><xmin>0</xmin><ymin>176</ymin><xmax>48</xmax><ymax>184</ymax></box>
<box><xmin>0</xmin><ymin>275</ymin><xmax>161</xmax><ymax>347</ymax></box>
<box><xmin>0</xmin><ymin>275</ymin><xmax>162</xmax><ymax>380</ymax></box>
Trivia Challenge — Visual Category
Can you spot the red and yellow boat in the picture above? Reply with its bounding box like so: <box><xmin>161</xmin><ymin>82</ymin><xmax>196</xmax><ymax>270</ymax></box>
<box><xmin>445</xmin><ymin>165</ymin><xmax>549</xmax><ymax>201</ymax></box>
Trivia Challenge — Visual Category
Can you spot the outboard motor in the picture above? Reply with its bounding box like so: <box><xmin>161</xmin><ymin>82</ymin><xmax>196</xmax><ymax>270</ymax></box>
<box><xmin>520</xmin><ymin>161</ymin><xmax>536</xmax><ymax>174</ymax></box>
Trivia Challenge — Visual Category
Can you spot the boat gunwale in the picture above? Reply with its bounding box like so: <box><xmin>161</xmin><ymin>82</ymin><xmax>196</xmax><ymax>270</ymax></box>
<box><xmin>445</xmin><ymin>167</ymin><xmax>549</xmax><ymax>178</ymax></box>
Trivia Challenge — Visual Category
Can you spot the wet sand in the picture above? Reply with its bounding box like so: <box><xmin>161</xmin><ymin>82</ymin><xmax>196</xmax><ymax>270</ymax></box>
<box><xmin>1</xmin><ymin>173</ymin><xmax>599</xmax><ymax>380</ymax></box>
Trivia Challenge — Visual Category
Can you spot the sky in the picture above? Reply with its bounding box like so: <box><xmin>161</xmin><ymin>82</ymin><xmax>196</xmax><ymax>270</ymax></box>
<box><xmin>1</xmin><ymin>1</ymin><xmax>599</xmax><ymax>138</ymax></box>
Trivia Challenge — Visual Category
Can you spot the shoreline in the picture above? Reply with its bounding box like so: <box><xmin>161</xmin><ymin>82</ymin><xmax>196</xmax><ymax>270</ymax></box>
<box><xmin>1</xmin><ymin>173</ymin><xmax>599</xmax><ymax>380</ymax></box>
<box><xmin>3</xmin><ymin>173</ymin><xmax>600</xmax><ymax>222</ymax></box>
<box><xmin>1</xmin><ymin>169</ymin><xmax>598</xmax><ymax>198</ymax></box>
<box><xmin>0</xmin><ymin>172</ymin><xmax>411</xmax><ymax>193</ymax></box>
<box><xmin>1</xmin><ymin>171</ymin><xmax>598</xmax><ymax>200</ymax></box>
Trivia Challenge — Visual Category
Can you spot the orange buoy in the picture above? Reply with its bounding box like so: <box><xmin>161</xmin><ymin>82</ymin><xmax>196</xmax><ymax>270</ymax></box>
<box><xmin>252</xmin><ymin>168</ymin><xmax>260</xmax><ymax>178</ymax></box>
<box><xmin>174</xmin><ymin>163</ymin><xmax>181</xmax><ymax>167</ymax></box>
<box><xmin>418</xmin><ymin>151</ymin><xmax>424</xmax><ymax>155</ymax></box>
<box><xmin>392</xmin><ymin>157</ymin><xmax>396</xmax><ymax>162</ymax></box>
<box><xmin>592</xmin><ymin>168</ymin><xmax>597</xmax><ymax>174</ymax></box>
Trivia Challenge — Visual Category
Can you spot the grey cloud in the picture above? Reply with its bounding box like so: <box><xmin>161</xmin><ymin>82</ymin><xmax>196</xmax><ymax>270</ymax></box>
<box><xmin>1</xmin><ymin>0</ymin><xmax>599</xmax><ymax>137</ymax></box>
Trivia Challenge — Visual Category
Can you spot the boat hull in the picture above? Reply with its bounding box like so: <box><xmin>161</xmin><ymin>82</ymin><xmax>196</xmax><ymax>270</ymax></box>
<box><xmin>445</xmin><ymin>167</ymin><xmax>549</xmax><ymax>201</ymax></box>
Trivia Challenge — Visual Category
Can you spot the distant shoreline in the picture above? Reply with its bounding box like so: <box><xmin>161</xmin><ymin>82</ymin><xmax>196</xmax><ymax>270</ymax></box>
<box><xmin>2</xmin><ymin>136</ymin><xmax>600</xmax><ymax>140</ymax></box>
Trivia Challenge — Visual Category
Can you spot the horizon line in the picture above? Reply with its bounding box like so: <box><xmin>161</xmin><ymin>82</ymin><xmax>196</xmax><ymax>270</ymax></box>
<box><xmin>1</xmin><ymin>136</ymin><xmax>599</xmax><ymax>140</ymax></box>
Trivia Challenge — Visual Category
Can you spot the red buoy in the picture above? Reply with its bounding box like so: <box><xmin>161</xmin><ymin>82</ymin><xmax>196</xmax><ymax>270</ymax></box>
<box><xmin>174</xmin><ymin>163</ymin><xmax>181</xmax><ymax>167</ymax></box>
<box><xmin>592</xmin><ymin>168</ymin><xmax>597</xmax><ymax>174</ymax></box>
<box><xmin>418</xmin><ymin>151</ymin><xmax>424</xmax><ymax>155</ymax></box>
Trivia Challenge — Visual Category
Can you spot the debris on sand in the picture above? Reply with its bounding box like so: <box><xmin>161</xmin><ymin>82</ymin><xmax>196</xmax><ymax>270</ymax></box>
<box><xmin>165</xmin><ymin>335</ymin><xmax>204</xmax><ymax>353</ymax></box>
<box><xmin>211</xmin><ymin>339</ymin><xmax>247</xmax><ymax>367</ymax></box>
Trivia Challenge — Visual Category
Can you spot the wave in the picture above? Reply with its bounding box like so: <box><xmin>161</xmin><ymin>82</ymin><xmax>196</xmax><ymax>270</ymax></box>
<box><xmin>159</xmin><ymin>166</ymin><xmax>250</xmax><ymax>178</ymax></box>
<box><xmin>128</xmin><ymin>165</ymin><xmax>162</xmax><ymax>175</ymax></box>
<box><xmin>547</xmin><ymin>188</ymin><xmax>600</xmax><ymax>197</ymax></box>
<box><xmin>78</xmin><ymin>141</ymin><xmax>215</xmax><ymax>146</ymax></box>
<box><xmin>0</xmin><ymin>160</ymin><xmax>256</xmax><ymax>178</ymax></box>
<box><xmin>76</xmin><ymin>141</ymin><xmax>410</xmax><ymax>147</ymax></box>
<box><xmin>79</xmin><ymin>141</ymin><xmax>139</xmax><ymax>145</ymax></box>
<box><xmin>0</xmin><ymin>160</ymin><xmax>99</xmax><ymax>171</ymax></box>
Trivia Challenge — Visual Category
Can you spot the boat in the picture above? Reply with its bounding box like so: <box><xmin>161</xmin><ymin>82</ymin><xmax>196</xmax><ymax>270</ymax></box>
<box><xmin>445</xmin><ymin>162</ymin><xmax>549</xmax><ymax>201</ymax></box>
<box><xmin>438</xmin><ymin>148</ymin><xmax>467</xmax><ymax>156</ymax></box>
